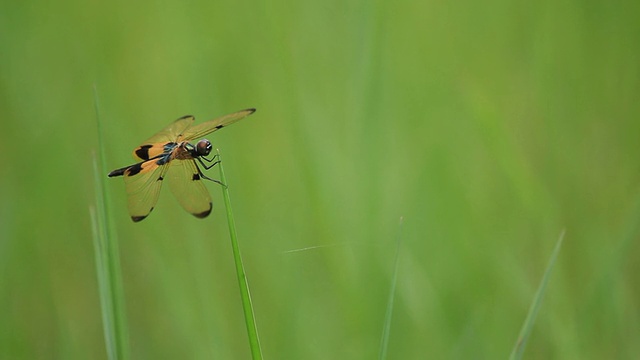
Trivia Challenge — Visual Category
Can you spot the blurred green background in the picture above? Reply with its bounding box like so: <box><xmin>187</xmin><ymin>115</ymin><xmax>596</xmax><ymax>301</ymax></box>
<box><xmin>1</xmin><ymin>0</ymin><xmax>639</xmax><ymax>358</ymax></box>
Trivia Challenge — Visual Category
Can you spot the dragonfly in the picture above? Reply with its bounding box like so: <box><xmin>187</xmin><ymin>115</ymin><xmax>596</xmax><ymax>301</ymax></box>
<box><xmin>108</xmin><ymin>108</ymin><xmax>256</xmax><ymax>222</ymax></box>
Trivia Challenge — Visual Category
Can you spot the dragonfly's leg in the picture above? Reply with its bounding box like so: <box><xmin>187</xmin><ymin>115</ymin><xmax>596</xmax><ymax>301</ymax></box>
<box><xmin>201</xmin><ymin>160</ymin><xmax>221</xmax><ymax>170</ymax></box>
<box><xmin>198</xmin><ymin>155</ymin><xmax>221</xmax><ymax>170</ymax></box>
<box><xmin>201</xmin><ymin>154</ymin><xmax>219</xmax><ymax>162</ymax></box>
<box><xmin>195</xmin><ymin>159</ymin><xmax>226</xmax><ymax>187</ymax></box>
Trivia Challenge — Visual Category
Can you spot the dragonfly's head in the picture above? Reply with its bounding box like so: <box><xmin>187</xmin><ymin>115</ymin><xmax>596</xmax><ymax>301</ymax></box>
<box><xmin>195</xmin><ymin>139</ymin><xmax>212</xmax><ymax>157</ymax></box>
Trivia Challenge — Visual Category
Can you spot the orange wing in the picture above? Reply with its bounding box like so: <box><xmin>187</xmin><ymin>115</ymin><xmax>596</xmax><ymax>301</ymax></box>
<box><xmin>119</xmin><ymin>159</ymin><xmax>171</xmax><ymax>222</ymax></box>
<box><xmin>167</xmin><ymin>158</ymin><xmax>213</xmax><ymax>218</ymax></box>
<box><xmin>180</xmin><ymin>108</ymin><xmax>255</xmax><ymax>142</ymax></box>
<box><xmin>131</xmin><ymin>115</ymin><xmax>195</xmax><ymax>161</ymax></box>
<box><xmin>132</xmin><ymin>142</ymin><xmax>174</xmax><ymax>162</ymax></box>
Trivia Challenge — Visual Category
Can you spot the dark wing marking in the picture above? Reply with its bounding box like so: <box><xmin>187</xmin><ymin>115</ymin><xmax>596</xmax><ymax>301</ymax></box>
<box><xmin>167</xmin><ymin>158</ymin><xmax>212</xmax><ymax>219</ymax></box>
<box><xmin>121</xmin><ymin>160</ymin><xmax>171</xmax><ymax>222</ymax></box>
<box><xmin>132</xmin><ymin>142</ymin><xmax>176</xmax><ymax>161</ymax></box>
<box><xmin>180</xmin><ymin>108</ymin><xmax>255</xmax><ymax>142</ymax></box>
<box><xmin>108</xmin><ymin>165</ymin><xmax>129</xmax><ymax>177</ymax></box>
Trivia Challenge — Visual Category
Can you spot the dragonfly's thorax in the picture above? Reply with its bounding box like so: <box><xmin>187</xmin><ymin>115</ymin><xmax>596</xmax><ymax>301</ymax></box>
<box><xmin>172</xmin><ymin>142</ymin><xmax>196</xmax><ymax>160</ymax></box>
<box><xmin>172</xmin><ymin>139</ymin><xmax>212</xmax><ymax>160</ymax></box>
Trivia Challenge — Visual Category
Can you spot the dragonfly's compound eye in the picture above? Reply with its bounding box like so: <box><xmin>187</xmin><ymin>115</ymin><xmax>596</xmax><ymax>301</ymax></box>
<box><xmin>196</xmin><ymin>140</ymin><xmax>212</xmax><ymax>156</ymax></box>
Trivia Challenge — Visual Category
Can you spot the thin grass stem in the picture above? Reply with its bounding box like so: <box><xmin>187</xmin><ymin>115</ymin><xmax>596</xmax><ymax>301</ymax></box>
<box><xmin>92</xmin><ymin>85</ymin><xmax>130</xmax><ymax>360</ymax></box>
<box><xmin>509</xmin><ymin>229</ymin><xmax>565</xmax><ymax>360</ymax></box>
<box><xmin>379</xmin><ymin>216</ymin><xmax>404</xmax><ymax>360</ymax></box>
<box><xmin>216</xmin><ymin>149</ymin><xmax>263</xmax><ymax>359</ymax></box>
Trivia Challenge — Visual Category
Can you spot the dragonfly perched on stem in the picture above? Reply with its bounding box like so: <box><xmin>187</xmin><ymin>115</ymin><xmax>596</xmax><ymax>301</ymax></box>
<box><xmin>108</xmin><ymin>108</ymin><xmax>256</xmax><ymax>222</ymax></box>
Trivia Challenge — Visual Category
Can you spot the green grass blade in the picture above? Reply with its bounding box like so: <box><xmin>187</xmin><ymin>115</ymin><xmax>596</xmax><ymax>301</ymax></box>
<box><xmin>509</xmin><ymin>229</ymin><xmax>565</xmax><ymax>360</ymax></box>
<box><xmin>379</xmin><ymin>217</ymin><xmax>404</xmax><ymax>360</ymax></box>
<box><xmin>92</xmin><ymin>85</ymin><xmax>130</xmax><ymax>360</ymax></box>
<box><xmin>90</xmin><ymin>173</ymin><xmax>116</xmax><ymax>360</ymax></box>
<box><xmin>217</xmin><ymin>149</ymin><xmax>263</xmax><ymax>359</ymax></box>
